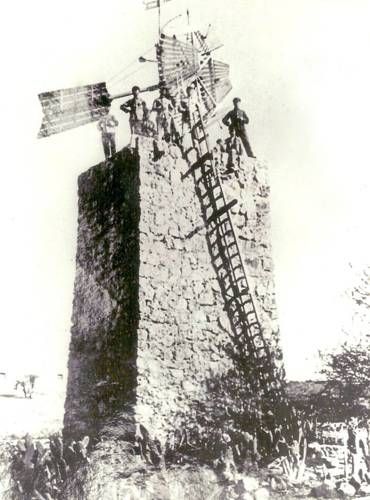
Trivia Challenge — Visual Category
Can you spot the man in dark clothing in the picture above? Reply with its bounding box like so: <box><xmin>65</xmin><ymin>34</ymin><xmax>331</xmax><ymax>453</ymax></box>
<box><xmin>120</xmin><ymin>85</ymin><xmax>149</xmax><ymax>145</ymax></box>
<box><xmin>222</xmin><ymin>97</ymin><xmax>255</xmax><ymax>158</ymax></box>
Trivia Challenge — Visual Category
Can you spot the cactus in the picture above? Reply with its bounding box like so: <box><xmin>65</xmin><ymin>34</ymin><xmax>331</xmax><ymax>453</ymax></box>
<box><xmin>7</xmin><ymin>433</ymin><xmax>90</xmax><ymax>499</ymax></box>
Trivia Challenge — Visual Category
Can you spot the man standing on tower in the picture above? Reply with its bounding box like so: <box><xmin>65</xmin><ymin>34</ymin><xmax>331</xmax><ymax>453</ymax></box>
<box><xmin>120</xmin><ymin>86</ymin><xmax>149</xmax><ymax>146</ymax></box>
<box><xmin>151</xmin><ymin>86</ymin><xmax>174</xmax><ymax>139</ymax></box>
<box><xmin>178</xmin><ymin>84</ymin><xmax>202</xmax><ymax>152</ymax></box>
<box><xmin>225</xmin><ymin>128</ymin><xmax>243</xmax><ymax>170</ymax></box>
<box><xmin>222</xmin><ymin>97</ymin><xmax>256</xmax><ymax>158</ymax></box>
<box><xmin>97</xmin><ymin>112</ymin><xmax>119</xmax><ymax>159</ymax></box>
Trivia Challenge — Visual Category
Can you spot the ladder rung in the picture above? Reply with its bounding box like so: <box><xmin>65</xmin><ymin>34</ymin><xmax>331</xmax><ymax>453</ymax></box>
<box><xmin>229</xmin><ymin>252</ymin><xmax>241</xmax><ymax>261</ymax></box>
<box><xmin>245</xmin><ymin>307</ymin><xmax>258</xmax><ymax>317</ymax></box>
<box><xmin>224</xmin><ymin>289</ymin><xmax>251</xmax><ymax>301</ymax></box>
<box><xmin>215</xmin><ymin>261</ymin><xmax>231</xmax><ymax>272</ymax></box>
<box><xmin>241</xmin><ymin>300</ymin><xmax>254</xmax><ymax>309</ymax></box>
<box><xmin>223</xmin><ymin>281</ymin><xmax>235</xmax><ymax>293</ymax></box>
<box><xmin>230</xmin><ymin>263</ymin><xmax>243</xmax><ymax>273</ymax></box>
<box><xmin>244</xmin><ymin>305</ymin><xmax>257</xmax><ymax>314</ymax></box>
<box><xmin>225</xmin><ymin>295</ymin><xmax>239</xmax><ymax>305</ymax></box>
<box><xmin>225</xmin><ymin>239</ymin><xmax>237</xmax><ymax>249</ymax></box>
<box><xmin>207</xmin><ymin>199</ymin><xmax>238</xmax><ymax>224</ymax></box>
<box><xmin>205</xmin><ymin>193</ymin><xmax>220</xmax><ymax>205</ymax></box>
<box><xmin>192</xmin><ymin>152</ymin><xmax>212</xmax><ymax>170</ymax></box>
<box><xmin>210</xmin><ymin>192</ymin><xmax>224</xmax><ymax>203</ymax></box>
<box><xmin>203</xmin><ymin>168</ymin><xmax>214</xmax><ymax>177</ymax></box>
<box><xmin>200</xmin><ymin>188</ymin><xmax>222</xmax><ymax>201</ymax></box>
<box><xmin>204</xmin><ymin>181</ymin><xmax>218</xmax><ymax>191</ymax></box>
<box><xmin>198</xmin><ymin>135</ymin><xmax>208</xmax><ymax>143</ymax></box>
<box><xmin>254</xmin><ymin>344</ymin><xmax>267</xmax><ymax>352</ymax></box>
<box><xmin>225</xmin><ymin>248</ymin><xmax>241</xmax><ymax>260</ymax></box>
<box><xmin>200</xmin><ymin>182</ymin><xmax>222</xmax><ymax>196</ymax></box>
<box><xmin>203</xmin><ymin>197</ymin><xmax>223</xmax><ymax>211</ymax></box>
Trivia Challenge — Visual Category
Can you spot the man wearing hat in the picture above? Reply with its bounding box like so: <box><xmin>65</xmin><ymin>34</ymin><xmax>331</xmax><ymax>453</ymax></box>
<box><xmin>222</xmin><ymin>97</ymin><xmax>255</xmax><ymax>158</ymax></box>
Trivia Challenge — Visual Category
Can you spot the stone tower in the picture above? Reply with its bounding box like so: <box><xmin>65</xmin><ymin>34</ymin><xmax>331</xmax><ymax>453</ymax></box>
<box><xmin>64</xmin><ymin>138</ymin><xmax>284</xmax><ymax>441</ymax></box>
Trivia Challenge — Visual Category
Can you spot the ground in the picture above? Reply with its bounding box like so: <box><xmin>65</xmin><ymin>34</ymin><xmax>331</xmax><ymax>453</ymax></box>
<box><xmin>1</xmin><ymin>384</ymin><xmax>369</xmax><ymax>499</ymax></box>
<box><xmin>0</xmin><ymin>389</ymin><xmax>64</xmax><ymax>439</ymax></box>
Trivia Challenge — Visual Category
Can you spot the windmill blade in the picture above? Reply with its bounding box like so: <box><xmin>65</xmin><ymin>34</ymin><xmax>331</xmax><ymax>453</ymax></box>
<box><xmin>156</xmin><ymin>29</ymin><xmax>232</xmax><ymax>132</ymax></box>
<box><xmin>195</xmin><ymin>28</ymin><xmax>232</xmax><ymax>121</ymax></box>
<box><xmin>38</xmin><ymin>82</ymin><xmax>110</xmax><ymax>139</ymax></box>
<box><xmin>204</xmin><ymin>104</ymin><xmax>230</xmax><ymax>129</ymax></box>
<box><xmin>199</xmin><ymin>59</ymin><xmax>232</xmax><ymax>116</ymax></box>
<box><xmin>156</xmin><ymin>33</ymin><xmax>200</xmax><ymax>97</ymax></box>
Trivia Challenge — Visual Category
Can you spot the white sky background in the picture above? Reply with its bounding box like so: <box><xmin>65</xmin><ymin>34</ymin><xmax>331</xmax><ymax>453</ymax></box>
<box><xmin>0</xmin><ymin>0</ymin><xmax>369</xmax><ymax>380</ymax></box>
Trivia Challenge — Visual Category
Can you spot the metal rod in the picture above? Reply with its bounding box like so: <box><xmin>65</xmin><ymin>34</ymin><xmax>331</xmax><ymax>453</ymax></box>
<box><xmin>110</xmin><ymin>83</ymin><xmax>160</xmax><ymax>101</ymax></box>
<box><xmin>161</xmin><ymin>13</ymin><xmax>182</xmax><ymax>32</ymax></box>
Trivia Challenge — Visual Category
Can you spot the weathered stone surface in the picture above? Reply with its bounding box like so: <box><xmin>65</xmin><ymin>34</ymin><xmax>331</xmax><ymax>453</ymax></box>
<box><xmin>311</xmin><ymin>480</ymin><xmax>337</xmax><ymax>498</ymax></box>
<box><xmin>64</xmin><ymin>139</ymin><xmax>284</xmax><ymax>441</ymax></box>
<box><xmin>337</xmin><ymin>482</ymin><xmax>356</xmax><ymax>497</ymax></box>
<box><xmin>253</xmin><ymin>487</ymin><xmax>270</xmax><ymax>500</ymax></box>
<box><xmin>222</xmin><ymin>159</ymin><xmax>285</xmax><ymax>378</ymax></box>
<box><xmin>64</xmin><ymin>148</ymin><xmax>141</xmax><ymax>440</ymax></box>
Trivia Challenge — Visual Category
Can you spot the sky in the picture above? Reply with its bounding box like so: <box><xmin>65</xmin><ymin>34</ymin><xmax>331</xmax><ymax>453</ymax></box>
<box><xmin>0</xmin><ymin>0</ymin><xmax>369</xmax><ymax>380</ymax></box>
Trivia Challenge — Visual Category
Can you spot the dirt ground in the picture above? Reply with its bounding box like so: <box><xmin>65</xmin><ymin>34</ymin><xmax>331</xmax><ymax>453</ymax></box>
<box><xmin>0</xmin><ymin>390</ymin><xmax>64</xmax><ymax>439</ymax></box>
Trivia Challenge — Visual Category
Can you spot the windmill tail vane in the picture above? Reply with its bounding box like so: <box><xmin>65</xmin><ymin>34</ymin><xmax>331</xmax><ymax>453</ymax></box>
<box><xmin>37</xmin><ymin>82</ymin><xmax>110</xmax><ymax>139</ymax></box>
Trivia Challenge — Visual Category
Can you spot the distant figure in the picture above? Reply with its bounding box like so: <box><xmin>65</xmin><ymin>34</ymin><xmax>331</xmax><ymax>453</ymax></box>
<box><xmin>178</xmin><ymin>84</ymin><xmax>200</xmax><ymax>151</ymax></box>
<box><xmin>97</xmin><ymin>113</ymin><xmax>119</xmax><ymax>159</ymax></box>
<box><xmin>120</xmin><ymin>86</ymin><xmax>149</xmax><ymax>146</ymax></box>
<box><xmin>225</xmin><ymin>128</ymin><xmax>243</xmax><ymax>170</ymax></box>
<box><xmin>222</xmin><ymin>97</ymin><xmax>255</xmax><ymax>158</ymax></box>
<box><xmin>179</xmin><ymin>86</ymin><xmax>200</xmax><ymax>131</ymax></box>
<box><xmin>162</xmin><ymin>133</ymin><xmax>182</xmax><ymax>160</ymax></box>
<box><xmin>152</xmin><ymin>87</ymin><xmax>174</xmax><ymax>139</ymax></box>
<box><xmin>213</xmin><ymin>138</ymin><xmax>227</xmax><ymax>172</ymax></box>
<box><xmin>14</xmin><ymin>374</ymin><xmax>37</xmax><ymax>399</ymax></box>
<box><xmin>165</xmin><ymin>89</ymin><xmax>181</xmax><ymax>145</ymax></box>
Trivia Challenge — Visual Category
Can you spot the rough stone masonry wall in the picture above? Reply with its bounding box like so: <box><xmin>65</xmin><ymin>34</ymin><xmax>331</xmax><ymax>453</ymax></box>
<box><xmin>135</xmin><ymin>144</ymin><xmax>232</xmax><ymax>439</ymax></box>
<box><xmin>64</xmin><ymin>148</ymin><xmax>141</xmax><ymax>440</ymax></box>
<box><xmin>64</xmin><ymin>138</ymin><xmax>283</xmax><ymax>441</ymax></box>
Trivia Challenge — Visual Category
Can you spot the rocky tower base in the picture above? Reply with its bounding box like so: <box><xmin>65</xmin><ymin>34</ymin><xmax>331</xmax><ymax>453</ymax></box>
<box><xmin>64</xmin><ymin>138</ymin><xmax>284</xmax><ymax>442</ymax></box>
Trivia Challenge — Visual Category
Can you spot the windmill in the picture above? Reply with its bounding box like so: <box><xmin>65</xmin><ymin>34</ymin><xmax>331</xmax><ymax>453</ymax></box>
<box><xmin>37</xmin><ymin>2</ymin><xmax>289</xmax><ymax>413</ymax></box>
<box><xmin>37</xmin><ymin>5</ymin><xmax>232</xmax><ymax>140</ymax></box>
